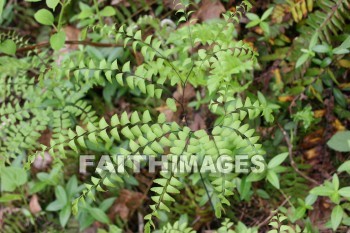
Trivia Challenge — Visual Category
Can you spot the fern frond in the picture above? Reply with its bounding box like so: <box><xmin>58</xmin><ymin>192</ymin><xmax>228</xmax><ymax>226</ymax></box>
<box><xmin>301</xmin><ymin>0</ymin><xmax>350</xmax><ymax>43</ymax></box>
<box><xmin>161</xmin><ymin>220</ymin><xmax>196</xmax><ymax>233</ymax></box>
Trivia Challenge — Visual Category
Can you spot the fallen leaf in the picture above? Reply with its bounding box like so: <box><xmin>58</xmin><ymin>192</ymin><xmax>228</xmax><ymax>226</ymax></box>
<box><xmin>314</xmin><ymin>109</ymin><xmax>325</xmax><ymax>118</ymax></box>
<box><xmin>278</xmin><ymin>95</ymin><xmax>294</xmax><ymax>102</ymax></box>
<box><xmin>274</xmin><ymin>69</ymin><xmax>282</xmax><ymax>85</ymax></box>
<box><xmin>301</xmin><ymin>128</ymin><xmax>324</xmax><ymax>150</ymax></box>
<box><xmin>332</xmin><ymin>119</ymin><xmax>346</xmax><ymax>131</ymax></box>
<box><xmin>173</xmin><ymin>84</ymin><xmax>195</xmax><ymax>103</ymax></box>
<box><xmin>29</xmin><ymin>195</ymin><xmax>42</xmax><ymax>214</ymax></box>
<box><xmin>109</xmin><ymin>189</ymin><xmax>144</xmax><ymax>221</ymax></box>
<box><xmin>63</xmin><ymin>26</ymin><xmax>80</xmax><ymax>49</ymax></box>
<box><xmin>303</xmin><ymin>146</ymin><xmax>322</xmax><ymax>160</ymax></box>
<box><xmin>195</xmin><ymin>0</ymin><xmax>225</xmax><ymax>22</ymax></box>
<box><xmin>189</xmin><ymin>113</ymin><xmax>206</xmax><ymax>131</ymax></box>
<box><xmin>33</xmin><ymin>152</ymin><xmax>52</xmax><ymax>170</ymax></box>
<box><xmin>338</xmin><ymin>59</ymin><xmax>350</xmax><ymax>68</ymax></box>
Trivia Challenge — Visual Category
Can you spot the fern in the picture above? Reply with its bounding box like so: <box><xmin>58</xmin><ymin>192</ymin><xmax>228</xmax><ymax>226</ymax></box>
<box><xmin>300</xmin><ymin>0</ymin><xmax>350</xmax><ymax>44</ymax></box>
<box><xmin>5</xmin><ymin>0</ymin><xmax>292</xmax><ymax>232</ymax></box>
<box><xmin>268</xmin><ymin>213</ymin><xmax>307</xmax><ymax>233</ymax></box>
<box><xmin>160</xmin><ymin>220</ymin><xmax>196</xmax><ymax>233</ymax></box>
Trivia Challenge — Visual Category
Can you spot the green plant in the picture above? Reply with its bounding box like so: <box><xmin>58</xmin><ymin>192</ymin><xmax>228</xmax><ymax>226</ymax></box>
<box><xmin>268</xmin><ymin>213</ymin><xmax>306</xmax><ymax>233</ymax></box>
<box><xmin>310</xmin><ymin>172</ymin><xmax>350</xmax><ymax>230</ymax></box>
<box><xmin>20</xmin><ymin>0</ymin><xmax>286</xmax><ymax>231</ymax></box>
<box><xmin>1</xmin><ymin>0</ymin><xmax>350</xmax><ymax>231</ymax></box>
<box><xmin>246</xmin><ymin>7</ymin><xmax>274</xmax><ymax>36</ymax></box>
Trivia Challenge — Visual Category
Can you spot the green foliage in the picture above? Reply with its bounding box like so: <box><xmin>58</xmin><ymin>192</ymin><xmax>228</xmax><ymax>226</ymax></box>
<box><xmin>268</xmin><ymin>213</ymin><xmax>306</xmax><ymax>233</ymax></box>
<box><xmin>327</xmin><ymin>130</ymin><xmax>350</xmax><ymax>152</ymax></box>
<box><xmin>1</xmin><ymin>0</ymin><xmax>350</xmax><ymax>232</ymax></box>
<box><xmin>310</xmin><ymin>173</ymin><xmax>350</xmax><ymax>231</ymax></box>
<box><xmin>0</xmin><ymin>166</ymin><xmax>27</xmax><ymax>192</ymax></box>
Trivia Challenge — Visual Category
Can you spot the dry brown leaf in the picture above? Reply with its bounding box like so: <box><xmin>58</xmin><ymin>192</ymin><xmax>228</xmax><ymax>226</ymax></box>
<box><xmin>301</xmin><ymin>128</ymin><xmax>324</xmax><ymax>150</ymax></box>
<box><xmin>195</xmin><ymin>0</ymin><xmax>225</xmax><ymax>22</ymax></box>
<box><xmin>33</xmin><ymin>152</ymin><xmax>52</xmax><ymax>170</ymax></box>
<box><xmin>29</xmin><ymin>195</ymin><xmax>42</xmax><ymax>214</ymax></box>
<box><xmin>278</xmin><ymin>95</ymin><xmax>294</xmax><ymax>102</ymax></box>
<box><xmin>189</xmin><ymin>113</ymin><xmax>206</xmax><ymax>131</ymax></box>
<box><xmin>109</xmin><ymin>189</ymin><xmax>144</xmax><ymax>221</ymax></box>
<box><xmin>332</xmin><ymin>118</ymin><xmax>346</xmax><ymax>131</ymax></box>
<box><xmin>303</xmin><ymin>147</ymin><xmax>322</xmax><ymax>160</ymax></box>
<box><xmin>57</xmin><ymin>26</ymin><xmax>81</xmax><ymax>64</ymax></box>
<box><xmin>64</xmin><ymin>26</ymin><xmax>80</xmax><ymax>49</ymax></box>
<box><xmin>135</xmin><ymin>169</ymin><xmax>156</xmax><ymax>194</ymax></box>
<box><xmin>173</xmin><ymin>84</ymin><xmax>195</xmax><ymax>103</ymax></box>
<box><xmin>314</xmin><ymin>109</ymin><xmax>325</xmax><ymax>118</ymax></box>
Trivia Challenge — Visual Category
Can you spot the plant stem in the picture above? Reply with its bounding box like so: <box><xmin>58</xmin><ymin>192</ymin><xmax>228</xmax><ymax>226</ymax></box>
<box><xmin>93</xmin><ymin>0</ymin><xmax>103</xmax><ymax>26</ymax></box>
<box><xmin>57</xmin><ymin>0</ymin><xmax>67</xmax><ymax>31</ymax></box>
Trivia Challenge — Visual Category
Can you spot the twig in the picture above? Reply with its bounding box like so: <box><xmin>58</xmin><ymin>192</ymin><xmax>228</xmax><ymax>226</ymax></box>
<box><xmin>257</xmin><ymin>196</ymin><xmax>291</xmax><ymax>228</ymax></box>
<box><xmin>138</xmin><ymin>211</ymin><xmax>144</xmax><ymax>233</ymax></box>
<box><xmin>277</xmin><ymin>123</ymin><xmax>319</xmax><ymax>185</ymax></box>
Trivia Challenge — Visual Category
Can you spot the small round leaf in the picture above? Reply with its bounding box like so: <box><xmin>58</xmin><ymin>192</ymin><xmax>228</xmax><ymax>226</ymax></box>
<box><xmin>0</xmin><ymin>39</ymin><xmax>17</xmax><ymax>55</ymax></box>
<box><xmin>34</xmin><ymin>9</ymin><xmax>54</xmax><ymax>25</ymax></box>
<box><xmin>50</xmin><ymin>31</ymin><xmax>66</xmax><ymax>51</ymax></box>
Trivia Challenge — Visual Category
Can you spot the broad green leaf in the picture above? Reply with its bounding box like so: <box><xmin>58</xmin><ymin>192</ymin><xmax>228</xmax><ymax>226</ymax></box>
<box><xmin>338</xmin><ymin>187</ymin><xmax>350</xmax><ymax>198</ymax></box>
<box><xmin>0</xmin><ymin>0</ymin><xmax>5</xmax><ymax>18</ymax></box>
<box><xmin>99</xmin><ymin>197</ymin><xmax>116</xmax><ymax>211</ymax></box>
<box><xmin>338</xmin><ymin>161</ymin><xmax>350</xmax><ymax>173</ymax></box>
<box><xmin>305</xmin><ymin>194</ymin><xmax>317</xmax><ymax>206</ymax></box>
<box><xmin>266</xmin><ymin>170</ymin><xmax>280</xmax><ymax>189</ymax></box>
<box><xmin>246</xmin><ymin>20</ymin><xmax>260</xmax><ymax>28</ymax></box>
<box><xmin>312</xmin><ymin>44</ymin><xmax>330</xmax><ymax>53</ymax></box>
<box><xmin>100</xmin><ymin>6</ymin><xmax>116</xmax><ymax>17</ymax></box>
<box><xmin>331</xmin><ymin>205</ymin><xmax>343</xmax><ymax>231</ymax></box>
<box><xmin>0</xmin><ymin>39</ymin><xmax>16</xmax><ymax>55</ymax></box>
<box><xmin>59</xmin><ymin>205</ymin><xmax>71</xmax><ymax>227</ymax></box>
<box><xmin>332</xmin><ymin>174</ymin><xmax>339</xmax><ymax>190</ymax></box>
<box><xmin>268</xmin><ymin>152</ymin><xmax>288</xmax><ymax>169</ymax></box>
<box><xmin>257</xmin><ymin>91</ymin><xmax>266</xmax><ymax>105</ymax></box>
<box><xmin>46</xmin><ymin>0</ymin><xmax>59</xmax><ymax>10</ymax></box>
<box><xmin>88</xmin><ymin>207</ymin><xmax>110</xmax><ymax>224</ymax></box>
<box><xmin>0</xmin><ymin>194</ymin><xmax>22</xmax><ymax>202</ymax></box>
<box><xmin>261</xmin><ymin>7</ymin><xmax>274</xmax><ymax>21</ymax></box>
<box><xmin>339</xmin><ymin>36</ymin><xmax>350</xmax><ymax>49</ymax></box>
<box><xmin>260</xmin><ymin>22</ymin><xmax>270</xmax><ymax>35</ymax></box>
<box><xmin>46</xmin><ymin>200</ymin><xmax>64</xmax><ymax>211</ymax></box>
<box><xmin>309</xmin><ymin>32</ymin><xmax>318</xmax><ymax>49</ymax></box>
<box><xmin>296</xmin><ymin>53</ymin><xmax>309</xmax><ymax>68</ymax></box>
<box><xmin>246</xmin><ymin>13</ymin><xmax>259</xmax><ymax>21</ymax></box>
<box><xmin>34</xmin><ymin>9</ymin><xmax>54</xmax><ymax>25</ymax></box>
<box><xmin>55</xmin><ymin>185</ymin><xmax>67</xmax><ymax>205</ymax></box>
<box><xmin>310</xmin><ymin>186</ymin><xmax>334</xmax><ymax>196</ymax></box>
<box><xmin>327</xmin><ymin>131</ymin><xmax>350</xmax><ymax>152</ymax></box>
<box><xmin>50</xmin><ymin>31</ymin><xmax>66</xmax><ymax>51</ymax></box>
<box><xmin>66</xmin><ymin>175</ymin><xmax>78</xmax><ymax>198</ymax></box>
<box><xmin>332</xmin><ymin>48</ymin><xmax>349</xmax><ymax>55</ymax></box>
<box><xmin>333</xmin><ymin>88</ymin><xmax>347</xmax><ymax>108</ymax></box>
<box><xmin>0</xmin><ymin>166</ymin><xmax>27</xmax><ymax>192</ymax></box>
